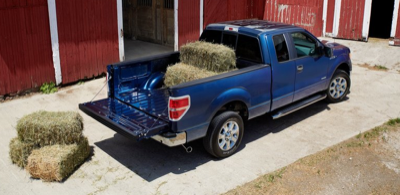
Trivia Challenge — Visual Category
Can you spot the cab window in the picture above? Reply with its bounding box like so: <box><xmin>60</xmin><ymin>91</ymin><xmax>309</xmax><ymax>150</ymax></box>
<box><xmin>236</xmin><ymin>35</ymin><xmax>262</xmax><ymax>63</ymax></box>
<box><xmin>272</xmin><ymin>34</ymin><xmax>289</xmax><ymax>62</ymax></box>
<box><xmin>290</xmin><ymin>32</ymin><xmax>318</xmax><ymax>58</ymax></box>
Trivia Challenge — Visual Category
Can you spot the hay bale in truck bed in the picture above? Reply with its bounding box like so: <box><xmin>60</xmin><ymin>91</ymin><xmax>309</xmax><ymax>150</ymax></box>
<box><xmin>9</xmin><ymin>138</ymin><xmax>39</xmax><ymax>168</ymax></box>
<box><xmin>164</xmin><ymin>63</ymin><xmax>218</xmax><ymax>87</ymax></box>
<box><xmin>26</xmin><ymin>137</ymin><xmax>90</xmax><ymax>182</ymax></box>
<box><xmin>16</xmin><ymin>111</ymin><xmax>84</xmax><ymax>147</ymax></box>
<box><xmin>180</xmin><ymin>41</ymin><xmax>236</xmax><ymax>72</ymax></box>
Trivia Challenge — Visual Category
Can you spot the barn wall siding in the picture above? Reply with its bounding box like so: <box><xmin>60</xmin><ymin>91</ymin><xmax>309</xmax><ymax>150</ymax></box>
<box><xmin>395</xmin><ymin>1</ymin><xmax>400</xmax><ymax>45</ymax></box>
<box><xmin>263</xmin><ymin>0</ymin><xmax>324</xmax><ymax>37</ymax></box>
<box><xmin>0</xmin><ymin>0</ymin><xmax>54</xmax><ymax>95</ymax></box>
<box><xmin>204</xmin><ymin>0</ymin><xmax>265</xmax><ymax>28</ymax></box>
<box><xmin>336</xmin><ymin>0</ymin><xmax>365</xmax><ymax>40</ymax></box>
<box><xmin>397</xmin><ymin>6</ymin><xmax>400</xmax><ymax>37</ymax></box>
<box><xmin>325</xmin><ymin>0</ymin><xmax>336</xmax><ymax>34</ymax></box>
<box><xmin>56</xmin><ymin>0</ymin><xmax>119</xmax><ymax>84</ymax></box>
<box><xmin>178</xmin><ymin>0</ymin><xmax>200</xmax><ymax>48</ymax></box>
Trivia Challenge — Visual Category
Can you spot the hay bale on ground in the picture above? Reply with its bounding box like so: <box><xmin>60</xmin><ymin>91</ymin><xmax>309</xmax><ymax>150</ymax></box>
<box><xmin>164</xmin><ymin>63</ymin><xmax>218</xmax><ymax>87</ymax></box>
<box><xmin>180</xmin><ymin>41</ymin><xmax>236</xmax><ymax>72</ymax></box>
<box><xmin>26</xmin><ymin>137</ymin><xmax>90</xmax><ymax>182</ymax></box>
<box><xmin>9</xmin><ymin>138</ymin><xmax>39</xmax><ymax>168</ymax></box>
<box><xmin>17</xmin><ymin>111</ymin><xmax>84</xmax><ymax>147</ymax></box>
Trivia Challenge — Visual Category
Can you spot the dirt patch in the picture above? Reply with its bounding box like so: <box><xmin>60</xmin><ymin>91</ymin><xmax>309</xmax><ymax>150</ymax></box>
<box><xmin>225</xmin><ymin>119</ymin><xmax>400</xmax><ymax>195</ymax></box>
<box><xmin>358</xmin><ymin>63</ymin><xmax>389</xmax><ymax>71</ymax></box>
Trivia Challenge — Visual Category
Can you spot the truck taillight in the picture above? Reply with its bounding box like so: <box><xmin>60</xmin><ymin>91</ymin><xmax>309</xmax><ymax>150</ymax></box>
<box><xmin>168</xmin><ymin>95</ymin><xmax>190</xmax><ymax>121</ymax></box>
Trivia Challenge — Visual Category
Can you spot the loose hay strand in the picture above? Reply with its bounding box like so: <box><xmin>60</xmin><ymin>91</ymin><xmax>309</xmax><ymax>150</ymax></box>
<box><xmin>16</xmin><ymin>111</ymin><xmax>84</xmax><ymax>147</ymax></box>
<box><xmin>26</xmin><ymin>137</ymin><xmax>90</xmax><ymax>182</ymax></box>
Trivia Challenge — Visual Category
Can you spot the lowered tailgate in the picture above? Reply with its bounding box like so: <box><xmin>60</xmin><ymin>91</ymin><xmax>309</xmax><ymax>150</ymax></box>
<box><xmin>79</xmin><ymin>89</ymin><xmax>170</xmax><ymax>140</ymax></box>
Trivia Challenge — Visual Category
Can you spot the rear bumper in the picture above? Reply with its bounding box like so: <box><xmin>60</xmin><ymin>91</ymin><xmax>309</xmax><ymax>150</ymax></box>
<box><xmin>151</xmin><ymin>132</ymin><xmax>186</xmax><ymax>147</ymax></box>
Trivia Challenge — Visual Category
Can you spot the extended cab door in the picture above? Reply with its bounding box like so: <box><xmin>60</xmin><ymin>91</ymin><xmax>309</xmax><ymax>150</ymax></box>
<box><xmin>288</xmin><ymin>31</ymin><xmax>331</xmax><ymax>102</ymax></box>
<box><xmin>269</xmin><ymin>33</ymin><xmax>296</xmax><ymax>111</ymax></box>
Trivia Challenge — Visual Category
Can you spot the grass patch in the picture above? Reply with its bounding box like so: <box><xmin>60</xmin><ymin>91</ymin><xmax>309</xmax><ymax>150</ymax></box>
<box><xmin>262</xmin><ymin>167</ymin><xmax>286</xmax><ymax>183</ymax></box>
<box><xmin>356</xmin><ymin>132</ymin><xmax>362</xmax><ymax>139</ymax></box>
<box><xmin>40</xmin><ymin>82</ymin><xmax>58</xmax><ymax>94</ymax></box>
<box><xmin>346</xmin><ymin>140</ymin><xmax>364</xmax><ymax>148</ymax></box>
<box><xmin>224</xmin><ymin>118</ymin><xmax>400</xmax><ymax>195</ymax></box>
<box><xmin>387</xmin><ymin>118</ymin><xmax>400</xmax><ymax>126</ymax></box>
<box><xmin>374</xmin><ymin>65</ymin><xmax>388</xmax><ymax>71</ymax></box>
<box><xmin>358</xmin><ymin>63</ymin><xmax>390</xmax><ymax>71</ymax></box>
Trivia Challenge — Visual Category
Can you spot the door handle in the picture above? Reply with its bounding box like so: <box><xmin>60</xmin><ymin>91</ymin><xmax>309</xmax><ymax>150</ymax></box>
<box><xmin>297</xmin><ymin>65</ymin><xmax>303</xmax><ymax>72</ymax></box>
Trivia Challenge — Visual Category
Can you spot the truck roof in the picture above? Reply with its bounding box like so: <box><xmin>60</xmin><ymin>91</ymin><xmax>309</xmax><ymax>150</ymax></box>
<box><xmin>205</xmin><ymin>19</ymin><xmax>303</xmax><ymax>37</ymax></box>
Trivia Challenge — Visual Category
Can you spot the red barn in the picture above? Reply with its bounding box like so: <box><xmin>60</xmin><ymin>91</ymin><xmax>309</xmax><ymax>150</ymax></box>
<box><xmin>1</xmin><ymin>0</ymin><xmax>399</xmax><ymax>96</ymax></box>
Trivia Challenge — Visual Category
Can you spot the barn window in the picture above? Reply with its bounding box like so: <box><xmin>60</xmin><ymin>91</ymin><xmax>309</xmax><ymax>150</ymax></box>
<box><xmin>164</xmin><ymin>0</ymin><xmax>174</xmax><ymax>9</ymax></box>
<box><xmin>138</xmin><ymin>0</ymin><xmax>152</xmax><ymax>6</ymax></box>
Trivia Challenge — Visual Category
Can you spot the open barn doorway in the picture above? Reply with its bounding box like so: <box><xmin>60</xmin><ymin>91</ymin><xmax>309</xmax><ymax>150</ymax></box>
<box><xmin>368</xmin><ymin>0</ymin><xmax>395</xmax><ymax>39</ymax></box>
<box><xmin>122</xmin><ymin>0</ymin><xmax>174</xmax><ymax>61</ymax></box>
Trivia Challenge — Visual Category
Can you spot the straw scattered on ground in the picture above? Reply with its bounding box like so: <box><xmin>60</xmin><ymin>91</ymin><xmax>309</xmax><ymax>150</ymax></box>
<box><xmin>17</xmin><ymin>111</ymin><xmax>84</xmax><ymax>147</ymax></box>
<box><xmin>26</xmin><ymin>137</ymin><xmax>90</xmax><ymax>182</ymax></box>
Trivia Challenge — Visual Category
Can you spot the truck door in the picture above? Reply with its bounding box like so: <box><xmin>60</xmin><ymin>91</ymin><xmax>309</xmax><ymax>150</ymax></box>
<box><xmin>269</xmin><ymin>34</ymin><xmax>296</xmax><ymax>111</ymax></box>
<box><xmin>289</xmin><ymin>31</ymin><xmax>331</xmax><ymax>102</ymax></box>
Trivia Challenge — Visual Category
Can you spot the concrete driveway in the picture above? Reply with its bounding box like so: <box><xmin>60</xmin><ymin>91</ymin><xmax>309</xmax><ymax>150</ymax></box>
<box><xmin>1</xmin><ymin>38</ymin><xmax>400</xmax><ymax>195</ymax></box>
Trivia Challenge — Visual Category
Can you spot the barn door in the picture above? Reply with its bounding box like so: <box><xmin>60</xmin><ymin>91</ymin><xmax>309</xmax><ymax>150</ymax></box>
<box><xmin>326</xmin><ymin>0</ymin><xmax>372</xmax><ymax>41</ymax></box>
<box><xmin>155</xmin><ymin>0</ymin><xmax>162</xmax><ymax>43</ymax></box>
<box><xmin>163</xmin><ymin>0</ymin><xmax>174</xmax><ymax>46</ymax></box>
<box><xmin>389</xmin><ymin>0</ymin><xmax>400</xmax><ymax>46</ymax></box>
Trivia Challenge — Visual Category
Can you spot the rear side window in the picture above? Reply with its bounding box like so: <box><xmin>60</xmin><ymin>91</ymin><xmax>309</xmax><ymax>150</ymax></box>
<box><xmin>273</xmin><ymin>34</ymin><xmax>289</xmax><ymax>62</ymax></box>
<box><xmin>236</xmin><ymin>35</ymin><xmax>262</xmax><ymax>63</ymax></box>
<box><xmin>221</xmin><ymin>33</ymin><xmax>237</xmax><ymax>49</ymax></box>
<box><xmin>200</xmin><ymin>30</ymin><xmax>262</xmax><ymax>63</ymax></box>
<box><xmin>199</xmin><ymin>30</ymin><xmax>222</xmax><ymax>43</ymax></box>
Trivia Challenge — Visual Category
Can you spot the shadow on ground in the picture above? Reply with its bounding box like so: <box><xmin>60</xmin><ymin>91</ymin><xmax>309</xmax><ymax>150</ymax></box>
<box><xmin>95</xmin><ymin>100</ymin><xmax>332</xmax><ymax>181</ymax></box>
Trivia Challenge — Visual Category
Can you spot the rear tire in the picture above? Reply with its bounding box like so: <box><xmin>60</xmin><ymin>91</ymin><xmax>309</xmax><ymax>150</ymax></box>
<box><xmin>203</xmin><ymin>111</ymin><xmax>244</xmax><ymax>158</ymax></box>
<box><xmin>326</xmin><ymin>70</ymin><xmax>350</xmax><ymax>103</ymax></box>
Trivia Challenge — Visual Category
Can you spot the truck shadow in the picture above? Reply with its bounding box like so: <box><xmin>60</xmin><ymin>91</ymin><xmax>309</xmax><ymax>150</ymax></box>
<box><xmin>95</xmin><ymin>101</ymin><xmax>332</xmax><ymax>182</ymax></box>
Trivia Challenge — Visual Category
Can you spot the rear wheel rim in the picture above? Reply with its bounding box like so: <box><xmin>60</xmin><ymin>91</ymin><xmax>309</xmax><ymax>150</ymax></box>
<box><xmin>329</xmin><ymin>76</ymin><xmax>347</xmax><ymax>99</ymax></box>
<box><xmin>218</xmin><ymin>120</ymin><xmax>239</xmax><ymax>151</ymax></box>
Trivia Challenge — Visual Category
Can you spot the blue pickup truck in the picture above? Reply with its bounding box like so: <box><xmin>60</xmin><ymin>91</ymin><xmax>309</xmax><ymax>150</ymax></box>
<box><xmin>80</xmin><ymin>20</ymin><xmax>351</xmax><ymax>158</ymax></box>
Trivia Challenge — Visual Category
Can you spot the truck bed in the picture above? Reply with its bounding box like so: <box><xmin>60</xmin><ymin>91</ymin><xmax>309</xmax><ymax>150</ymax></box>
<box><xmin>80</xmin><ymin>51</ymin><xmax>272</xmax><ymax>142</ymax></box>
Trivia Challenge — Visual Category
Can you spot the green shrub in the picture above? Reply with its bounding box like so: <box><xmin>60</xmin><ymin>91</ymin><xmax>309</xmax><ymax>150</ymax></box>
<box><xmin>40</xmin><ymin>82</ymin><xmax>58</xmax><ymax>94</ymax></box>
